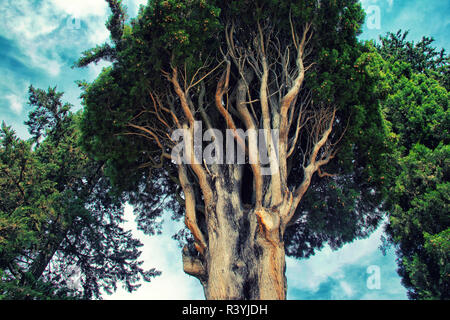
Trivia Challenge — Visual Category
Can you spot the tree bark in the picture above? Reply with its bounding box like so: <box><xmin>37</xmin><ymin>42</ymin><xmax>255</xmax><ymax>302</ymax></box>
<box><xmin>182</xmin><ymin>166</ymin><xmax>288</xmax><ymax>300</ymax></box>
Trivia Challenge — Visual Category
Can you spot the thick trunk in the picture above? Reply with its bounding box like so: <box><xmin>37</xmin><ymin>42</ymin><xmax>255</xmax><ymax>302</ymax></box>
<box><xmin>182</xmin><ymin>168</ymin><xmax>288</xmax><ymax>300</ymax></box>
<box><xmin>204</xmin><ymin>208</ymin><xmax>286</xmax><ymax>300</ymax></box>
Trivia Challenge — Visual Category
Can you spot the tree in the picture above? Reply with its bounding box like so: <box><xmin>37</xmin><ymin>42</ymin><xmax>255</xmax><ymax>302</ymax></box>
<box><xmin>78</xmin><ymin>0</ymin><xmax>389</xmax><ymax>299</ymax></box>
<box><xmin>378</xmin><ymin>31</ymin><xmax>449</xmax><ymax>300</ymax></box>
<box><xmin>378</xmin><ymin>30</ymin><xmax>449</xmax><ymax>90</ymax></box>
<box><xmin>0</xmin><ymin>86</ymin><xmax>159</xmax><ymax>300</ymax></box>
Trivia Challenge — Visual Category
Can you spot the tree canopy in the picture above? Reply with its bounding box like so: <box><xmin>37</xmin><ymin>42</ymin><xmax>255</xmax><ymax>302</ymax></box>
<box><xmin>1</xmin><ymin>0</ymin><xmax>447</xmax><ymax>300</ymax></box>
<box><xmin>378</xmin><ymin>31</ymin><xmax>449</xmax><ymax>300</ymax></box>
<box><xmin>75</xmin><ymin>0</ymin><xmax>392</xmax><ymax>299</ymax></box>
<box><xmin>0</xmin><ymin>86</ymin><xmax>159</xmax><ymax>300</ymax></box>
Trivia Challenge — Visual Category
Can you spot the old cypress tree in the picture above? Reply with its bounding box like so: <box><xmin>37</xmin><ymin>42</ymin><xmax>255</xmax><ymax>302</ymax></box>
<box><xmin>78</xmin><ymin>0</ymin><xmax>389</xmax><ymax>299</ymax></box>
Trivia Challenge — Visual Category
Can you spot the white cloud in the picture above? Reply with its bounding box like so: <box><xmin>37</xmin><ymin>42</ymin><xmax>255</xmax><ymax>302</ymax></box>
<box><xmin>338</xmin><ymin>281</ymin><xmax>354</xmax><ymax>297</ymax></box>
<box><xmin>49</xmin><ymin>0</ymin><xmax>108</xmax><ymax>18</ymax></box>
<box><xmin>124</xmin><ymin>0</ymin><xmax>149</xmax><ymax>17</ymax></box>
<box><xmin>286</xmin><ymin>224</ymin><xmax>385</xmax><ymax>293</ymax></box>
<box><xmin>46</xmin><ymin>60</ymin><xmax>63</xmax><ymax>77</ymax></box>
<box><xmin>130</xmin><ymin>0</ymin><xmax>149</xmax><ymax>7</ymax></box>
<box><xmin>6</xmin><ymin>94</ymin><xmax>24</xmax><ymax>115</ymax></box>
<box><xmin>87</xmin><ymin>60</ymin><xmax>112</xmax><ymax>81</ymax></box>
<box><xmin>0</xmin><ymin>0</ymin><xmax>155</xmax><ymax>82</ymax></box>
<box><xmin>105</xmin><ymin>204</ymin><xmax>392</xmax><ymax>300</ymax></box>
<box><xmin>49</xmin><ymin>0</ymin><xmax>110</xmax><ymax>44</ymax></box>
<box><xmin>50</xmin><ymin>0</ymin><xmax>150</xmax><ymax>20</ymax></box>
<box><xmin>20</xmin><ymin>42</ymin><xmax>63</xmax><ymax>77</ymax></box>
<box><xmin>104</xmin><ymin>205</ymin><xmax>204</xmax><ymax>300</ymax></box>
<box><xmin>0</xmin><ymin>0</ymin><xmax>111</xmax><ymax>77</ymax></box>
<box><xmin>360</xmin><ymin>0</ymin><xmax>394</xmax><ymax>8</ymax></box>
<box><xmin>87</xmin><ymin>25</ymin><xmax>111</xmax><ymax>45</ymax></box>
<box><xmin>1</xmin><ymin>1</ymin><xmax>59</xmax><ymax>40</ymax></box>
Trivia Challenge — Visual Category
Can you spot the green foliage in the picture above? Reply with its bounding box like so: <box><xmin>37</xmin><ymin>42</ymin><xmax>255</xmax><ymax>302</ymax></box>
<box><xmin>383</xmin><ymin>65</ymin><xmax>449</xmax><ymax>152</ymax></box>
<box><xmin>75</xmin><ymin>0</ymin><xmax>126</xmax><ymax>68</ymax></box>
<box><xmin>0</xmin><ymin>87</ymin><xmax>159</xmax><ymax>300</ymax></box>
<box><xmin>0</xmin><ymin>270</ymin><xmax>79</xmax><ymax>300</ymax></box>
<box><xmin>386</xmin><ymin>144</ymin><xmax>449</xmax><ymax>299</ymax></box>
<box><xmin>78</xmin><ymin>0</ymin><xmax>391</xmax><ymax>260</ymax></box>
<box><xmin>378</xmin><ymin>30</ymin><xmax>450</xmax><ymax>89</ymax></box>
<box><xmin>379</xmin><ymin>31</ymin><xmax>449</xmax><ymax>300</ymax></box>
<box><xmin>286</xmin><ymin>43</ymin><xmax>392</xmax><ymax>256</ymax></box>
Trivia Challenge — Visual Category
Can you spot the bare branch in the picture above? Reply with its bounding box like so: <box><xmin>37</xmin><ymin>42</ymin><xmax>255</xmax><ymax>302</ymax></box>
<box><xmin>169</xmin><ymin>67</ymin><xmax>195</xmax><ymax>126</ymax></box>
<box><xmin>179</xmin><ymin>165</ymin><xmax>207</xmax><ymax>255</ymax></box>
<box><xmin>317</xmin><ymin>167</ymin><xmax>336</xmax><ymax>178</ymax></box>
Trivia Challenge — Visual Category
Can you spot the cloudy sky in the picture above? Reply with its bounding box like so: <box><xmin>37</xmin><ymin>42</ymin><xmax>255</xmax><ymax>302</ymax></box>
<box><xmin>1</xmin><ymin>0</ymin><xmax>448</xmax><ymax>300</ymax></box>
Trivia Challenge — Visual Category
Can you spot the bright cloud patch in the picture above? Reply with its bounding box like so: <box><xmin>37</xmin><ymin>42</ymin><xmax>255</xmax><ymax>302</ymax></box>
<box><xmin>104</xmin><ymin>204</ymin><xmax>204</xmax><ymax>300</ymax></box>
<box><xmin>1</xmin><ymin>1</ymin><xmax>59</xmax><ymax>40</ymax></box>
<box><xmin>6</xmin><ymin>94</ymin><xmax>24</xmax><ymax>115</ymax></box>
<box><xmin>50</xmin><ymin>0</ymin><xmax>108</xmax><ymax>18</ymax></box>
<box><xmin>286</xmin><ymin>226</ymin><xmax>384</xmax><ymax>293</ymax></box>
<box><xmin>339</xmin><ymin>281</ymin><xmax>354</xmax><ymax>297</ymax></box>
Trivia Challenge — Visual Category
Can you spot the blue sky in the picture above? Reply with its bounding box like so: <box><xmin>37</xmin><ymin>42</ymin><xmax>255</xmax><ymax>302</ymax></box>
<box><xmin>0</xmin><ymin>0</ymin><xmax>448</xmax><ymax>300</ymax></box>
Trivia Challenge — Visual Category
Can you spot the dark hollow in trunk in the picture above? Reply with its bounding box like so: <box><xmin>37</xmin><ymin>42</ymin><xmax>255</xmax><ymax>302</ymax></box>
<box><xmin>182</xmin><ymin>166</ymin><xmax>288</xmax><ymax>300</ymax></box>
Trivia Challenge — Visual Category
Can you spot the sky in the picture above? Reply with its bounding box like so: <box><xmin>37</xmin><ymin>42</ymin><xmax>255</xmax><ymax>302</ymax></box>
<box><xmin>0</xmin><ymin>0</ymin><xmax>448</xmax><ymax>300</ymax></box>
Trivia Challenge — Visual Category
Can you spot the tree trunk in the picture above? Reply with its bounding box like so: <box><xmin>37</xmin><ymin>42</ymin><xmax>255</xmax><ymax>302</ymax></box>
<box><xmin>182</xmin><ymin>167</ymin><xmax>288</xmax><ymax>300</ymax></box>
<box><xmin>204</xmin><ymin>213</ymin><xmax>286</xmax><ymax>300</ymax></box>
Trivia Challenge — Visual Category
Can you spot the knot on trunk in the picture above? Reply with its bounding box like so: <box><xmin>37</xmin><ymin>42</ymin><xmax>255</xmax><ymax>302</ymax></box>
<box><xmin>255</xmin><ymin>208</ymin><xmax>281</xmax><ymax>246</ymax></box>
<box><xmin>182</xmin><ymin>245</ymin><xmax>206</xmax><ymax>280</ymax></box>
<box><xmin>255</xmin><ymin>208</ymin><xmax>279</xmax><ymax>231</ymax></box>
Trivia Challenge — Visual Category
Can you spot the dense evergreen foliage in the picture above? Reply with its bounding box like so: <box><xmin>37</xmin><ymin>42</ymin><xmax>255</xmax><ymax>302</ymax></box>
<box><xmin>0</xmin><ymin>87</ymin><xmax>159</xmax><ymax>300</ymax></box>
<box><xmin>79</xmin><ymin>0</ymin><xmax>389</xmax><ymax>258</ymax></box>
<box><xmin>378</xmin><ymin>31</ymin><xmax>449</xmax><ymax>300</ymax></box>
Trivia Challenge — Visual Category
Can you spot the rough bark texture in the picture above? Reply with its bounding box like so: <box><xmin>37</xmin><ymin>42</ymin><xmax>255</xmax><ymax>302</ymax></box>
<box><xmin>182</xmin><ymin>166</ymin><xmax>288</xmax><ymax>300</ymax></box>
